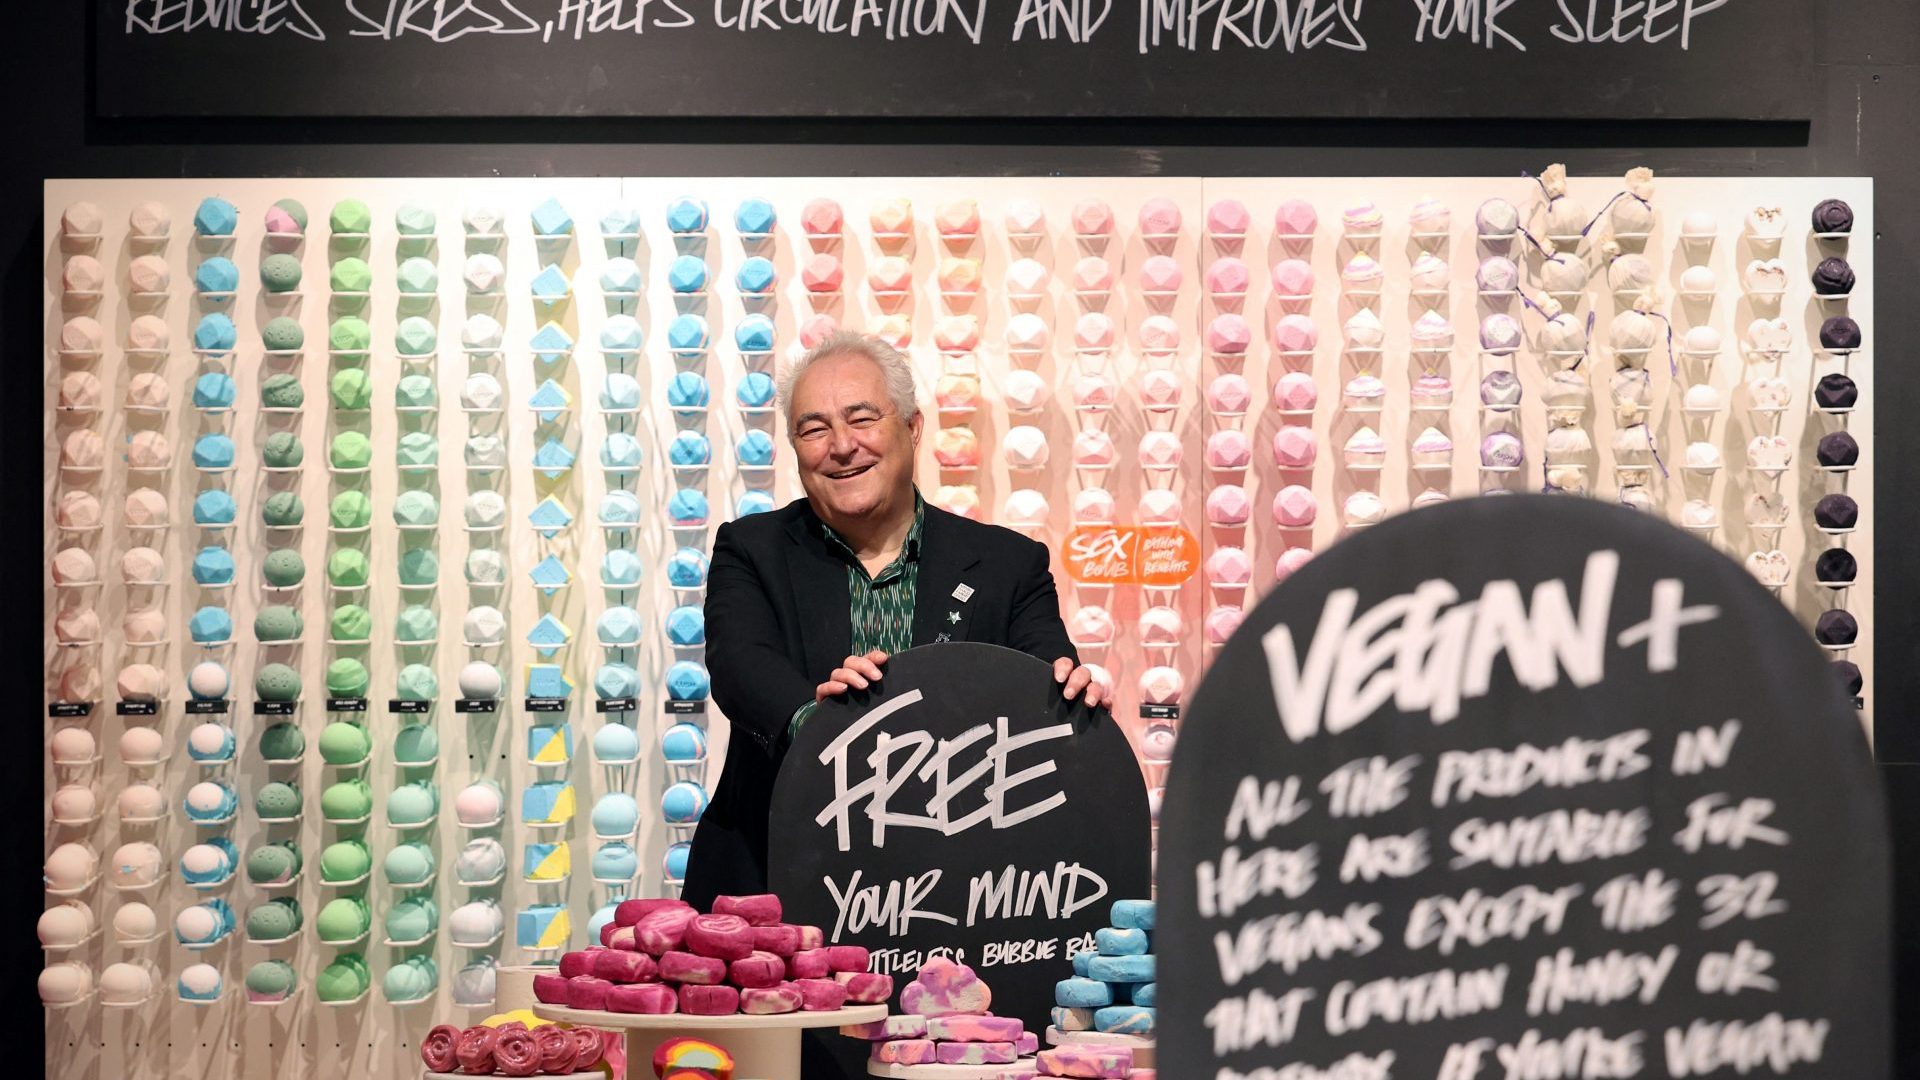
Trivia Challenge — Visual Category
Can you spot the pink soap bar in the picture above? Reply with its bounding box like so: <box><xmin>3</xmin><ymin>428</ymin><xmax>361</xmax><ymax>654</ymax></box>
<box><xmin>634</xmin><ymin>906</ymin><xmax>697</xmax><ymax>955</ymax></box>
<box><xmin>713</xmin><ymin>894</ymin><xmax>783</xmax><ymax>926</ymax></box>
<box><xmin>615</xmin><ymin>898</ymin><xmax>687</xmax><ymax>927</ymax></box>
<box><xmin>789</xmin><ymin>949</ymin><xmax>831</xmax><ymax>979</ymax></box>
<box><xmin>938</xmin><ymin>1042</ymin><xmax>1017</xmax><ymax>1065</ymax></box>
<box><xmin>836</xmin><ymin>971</ymin><xmax>894</xmax><ymax>1004</ymax></box>
<box><xmin>592</xmin><ymin>948</ymin><xmax>657</xmax><ymax>984</ymax></box>
<box><xmin>687</xmin><ymin>914</ymin><xmax>756</xmax><ymax>961</ymax></box>
<box><xmin>796</xmin><ymin>925</ymin><xmax>826</xmax><ymax>950</ymax></box>
<box><xmin>605</xmin><ymin>926</ymin><xmax>637</xmax><ymax>951</ymax></box>
<box><xmin>533</xmin><ymin>973</ymin><xmax>569</xmax><ymax>1004</ymax></box>
<box><xmin>729</xmin><ymin>951</ymin><xmax>785</xmax><ymax>989</ymax></box>
<box><xmin>752</xmin><ymin>924</ymin><xmax>801</xmax><ymax>956</ymax></box>
<box><xmin>1037</xmin><ymin>1047</ymin><xmax>1133</xmax><ymax>1078</ymax></box>
<box><xmin>1016</xmin><ymin>1031</ymin><xmax>1039</xmax><ymax>1055</ymax></box>
<box><xmin>996</xmin><ymin>1072</ymin><xmax>1038</xmax><ymax>1080</ymax></box>
<box><xmin>741</xmin><ymin>983</ymin><xmax>803</xmax><ymax>1014</ymax></box>
<box><xmin>1129</xmin><ymin>1071</ymin><xmax>1156</xmax><ymax>1079</ymax></box>
<box><xmin>928</xmin><ymin>1015</ymin><xmax>1024</xmax><ymax>1042</ymax></box>
<box><xmin>559</xmin><ymin>950</ymin><xmax>598</xmax><ymax>979</ymax></box>
<box><xmin>567</xmin><ymin>975</ymin><xmax>612</xmax><ymax>1011</ymax></box>
<box><xmin>606</xmin><ymin>983</ymin><xmax>678</xmax><ymax>1014</ymax></box>
<box><xmin>871</xmin><ymin>1040</ymin><xmax>938</xmax><ymax>1065</ymax></box>
<box><xmin>796</xmin><ymin>978</ymin><xmax>849</xmax><ymax>1011</ymax></box>
<box><xmin>825</xmin><ymin>945</ymin><xmax>870</xmax><ymax>973</ymax></box>
<box><xmin>900</xmin><ymin>957</ymin><xmax>992</xmax><ymax>1017</ymax></box>
<box><xmin>844</xmin><ymin>1015</ymin><xmax>930</xmax><ymax>1040</ymax></box>
<box><xmin>678</xmin><ymin>983</ymin><xmax>740</xmax><ymax>1015</ymax></box>
<box><xmin>659</xmin><ymin>950</ymin><xmax>726</xmax><ymax>985</ymax></box>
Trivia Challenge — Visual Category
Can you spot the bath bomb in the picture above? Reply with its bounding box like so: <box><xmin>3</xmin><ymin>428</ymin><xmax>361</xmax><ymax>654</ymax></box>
<box><xmin>1073</xmin><ymin>313</ymin><xmax>1116</xmax><ymax>356</ymax></box>
<box><xmin>325</xmin><ymin>658</ymin><xmax>370</xmax><ymax>698</ymax></box>
<box><xmin>1540</xmin><ymin>254</ymin><xmax>1589</xmax><ymax>293</ymax></box>
<box><xmin>328</xmin><ymin>257</ymin><xmax>372</xmax><ymax>294</ymax></box>
<box><xmin>125</xmin><ymin>313</ymin><xmax>171</xmax><ymax>352</ymax></box>
<box><xmin>122</xmin><ymin>546</ymin><xmax>169</xmax><ymax>583</ymax></box>
<box><xmin>1272</xmin><ymin>199</ymin><xmax>1317</xmax><ymax>238</ymax></box>
<box><xmin>1138</xmin><ymin>314</ymin><xmax>1181</xmax><ymax>352</ymax></box>
<box><xmin>394</xmin><ymin>604</ymin><xmax>439</xmax><ymax>643</ymax></box>
<box><xmin>261</xmin><ymin>431</ymin><xmax>305</xmax><ymax>469</ymax></box>
<box><xmin>1207</xmin><ymin>312</ymin><xmax>1252</xmax><ymax>355</ymax></box>
<box><xmin>259</xmin><ymin>252</ymin><xmax>303</xmax><ymax>292</ymax></box>
<box><xmin>1344</xmin><ymin>374</ymin><xmax>1385</xmax><ymax>409</ymax></box>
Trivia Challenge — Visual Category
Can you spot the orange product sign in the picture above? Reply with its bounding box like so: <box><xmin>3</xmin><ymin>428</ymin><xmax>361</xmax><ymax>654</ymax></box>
<box><xmin>1062</xmin><ymin>525</ymin><xmax>1200</xmax><ymax>586</ymax></box>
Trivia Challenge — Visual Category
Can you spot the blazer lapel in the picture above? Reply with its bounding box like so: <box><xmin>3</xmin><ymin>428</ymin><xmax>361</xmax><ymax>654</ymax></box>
<box><xmin>784</xmin><ymin>509</ymin><xmax>853</xmax><ymax>679</ymax></box>
<box><xmin>912</xmin><ymin>508</ymin><xmax>984</xmax><ymax>647</ymax></box>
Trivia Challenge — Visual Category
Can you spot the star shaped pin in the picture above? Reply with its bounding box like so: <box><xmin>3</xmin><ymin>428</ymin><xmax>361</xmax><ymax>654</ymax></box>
<box><xmin>947</xmin><ymin>611</ymin><xmax>962</xmax><ymax>625</ymax></box>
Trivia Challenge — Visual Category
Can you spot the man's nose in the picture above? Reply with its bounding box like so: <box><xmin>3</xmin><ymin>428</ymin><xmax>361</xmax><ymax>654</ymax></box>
<box><xmin>827</xmin><ymin>425</ymin><xmax>860</xmax><ymax>457</ymax></box>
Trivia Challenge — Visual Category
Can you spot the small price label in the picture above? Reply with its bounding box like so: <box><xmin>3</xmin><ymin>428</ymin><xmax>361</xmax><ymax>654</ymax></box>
<box><xmin>525</xmin><ymin>697</ymin><xmax>568</xmax><ymax>713</ymax></box>
<box><xmin>253</xmin><ymin>701</ymin><xmax>297</xmax><ymax>716</ymax></box>
<box><xmin>455</xmin><ymin>699</ymin><xmax>499</xmax><ymax>714</ymax></box>
<box><xmin>48</xmin><ymin>702</ymin><xmax>94</xmax><ymax>718</ymax></box>
<box><xmin>596</xmin><ymin>698</ymin><xmax>637</xmax><ymax>714</ymax></box>
<box><xmin>665</xmin><ymin>700</ymin><xmax>707</xmax><ymax>715</ymax></box>
<box><xmin>1140</xmin><ymin>704</ymin><xmax>1181</xmax><ymax>721</ymax></box>
<box><xmin>184</xmin><ymin>700</ymin><xmax>230</xmax><ymax>715</ymax></box>
<box><xmin>117</xmin><ymin>701</ymin><xmax>158</xmax><ymax>716</ymax></box>
<box><xmin>327</xmin><ymin>697</ymin><xmax>369</xmax><ymax>713</ymax></box>
<box><xmin>388</xmin><ymin>700</ymin><xmax>431</xmax><ymax>714</ymax></box>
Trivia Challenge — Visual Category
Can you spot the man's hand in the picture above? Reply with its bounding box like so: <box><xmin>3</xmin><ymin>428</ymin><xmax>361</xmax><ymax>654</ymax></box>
<box><xmin>817</xmin><ymin>649</ymin><xmax>889</xmax><ymax>704</ymax></box>
<box><xmin>1054</xmin><ymin>657</ymin><xmax>1109</xmax><ymax>709</ymax></box>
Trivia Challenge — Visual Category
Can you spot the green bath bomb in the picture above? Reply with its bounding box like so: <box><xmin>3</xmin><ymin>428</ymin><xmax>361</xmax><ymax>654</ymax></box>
<box><xmin>261</xmin><ymin>373</ymin><xmax>305</xmax><ymax>409</ymax></box>
<box><xmin>328</xmin><ymin>316</ymin><xmax>371</xmax><ymax>352</ymax></box>
<box><xmin>397</xmin><ymin>548</ymin><xmax>438</xmax><ymax>586</ymax></box>
<box><xmin>254</xmin><ymin>606</ymin><xmax>303</xmax><ymax>642</ymax></box>
<box><xmin>318</xmin><ymin>722</ymin><xmax>372</xmax><ymax>765</ymax></box>
<box><xmin>327</xmin><ymin>548</ymin><xmax>370</xmax><ymax>587</ymax></box>
<box><xmin>329</xmin><ymin>199</ymin><xmax>373</xmax><ymax>234</ymax></box>
<box><xmin>245</xmin><ymin>960</ymin><xmax>296</xmax><ymax>998</ymax></box>
<box><xmin>272</xmin><ymin>199</ymin><xmax>310</xmax><ymax>230</ymax></box>
<box><xmin>329</xmin><ymin>257</ymin><xmax>373</xmax><ymax>293</ymax></box>
<box><xmin>260</xmin><ymin>253</ymin><xmax>303</xmax><ymax>292</ymax></box>
<box><xmin>393</xmin><ymin>490</ymin><xmax>439</xmax><ymax>526</ymax></box>
<box><xmin>319</xmin><ymin>838</ymin><xmax>371</xmax><ymax>880</ymax></box>
<box><xmin>262</xmin><ymin>432</ymin><xmax>304</xmax><ymax>468</ymax></box>
<box><xmin>329</xmin><ymin>431</ymin><xmax>372</xmax><ymax>469</ymax></box>
<box><xmin>262</xmin><ymin>492</ymin><xmax>304</xmax><ymax>527</ymax></box>
<box><xmin>254</xmin><ymin>663</ymin><xmax>302</xmax><ymax>701</ymax></box>
<box><xmin>330</xmin><ymin>368</ymin><xmax>372</xmax><ymax>410</ymax></box>
<box><xmin>316</xmin><ymin>899</ymin><xmax>369</xmax><ymax>945</ymax></box>
<box><xmin>394</xmin><ymin>604</ymin><xmax>439</xmax><ymax>642</ymax></box>
<box><xmin>258</xmin><ymin>722</ymin><xmax>306</xmax><ymax>761</ymax></box>
<box><xmin>318</xmin><ymin>956</ymin><xmax>370</xmax><ymax>1003</ymax></box>
<box><xmin>325</xmin><ymin>658</ymin><xmax>370</xmax><ymax>697</ymax></box>
<box><xmin>247</xmin><ymin>899</ymin><xmax>301</xmax><ymax>939</ymax></box>
<box><xmin>395</xmin><ymin>373</ymin><xmax>437</xmax><ymax>409</ymax></box>
<box><xmin>246</xmin><ymin>843</ymin><xmax>300</xmax><ymax>885</ymax></box>
<box><xmin>330</xmin><ymin>490</ymin><xmax>373</xmax><ymax>529</ymax></box>
<box><xmin>261</xmin><ymin>316</ymin><xmax>305</xmax><ymax>351</ymax></box>
<box><xmin>329</xmin><ymin>604</ymin><xmax>373</xmax><ymax>641</ymax></box>
<box><xmin>394</xmin><ymin>723</ymin><xmax>439</xmax><ymax>765</ymax></box>
<box><xmin>254</xmin><ymin>781</ymin><xmax>301</xmax><ymax>819</ymax></box>
<box><xmin>261</xmin><ymin>549</ymin><xmax>304</xmax><ymax>586</ymax></box>
<box><xmin>396</xmin><ymin>432</ymin><xmax>438</xmax><ymax>466</ymax></box>
<box><xmin>394</xmin><ymin>663</ymin><xmax>439</xmax><ymax>701</ymax></box>
<box><xmin>321</xmin><ymin>784</ymin><xmax>373</xmax><ymax>825</ymax></box>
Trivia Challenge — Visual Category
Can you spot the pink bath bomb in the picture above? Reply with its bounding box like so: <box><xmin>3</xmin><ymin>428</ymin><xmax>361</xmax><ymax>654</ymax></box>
<box><xmin>659</xmin><ymin>951</ymin><xmax>727</xmax><ymax>985</ymax></box>
<box><xmin>1206</xmin><ymin>485</ymin><xmax>1251</xmax><ymax>527</ymax></box>
<box><xmin>1206</xmin><ymin>430</ymin><xmax>1252</xmax><ymax>470</ymax></box>
<box><xmin>593</xmin><ymin>948</ymin><xmax>658</xmax><ymax>984</ymax></box>
<box><xmin>900</xmin><ymin>957</ymin><xmax>991</xmax><ymax>1016</ymax></box>
<box><xmin>606</xmin><ymin>982</ymin><xmax>678</xmax><ymax>1014</ymax></box>
<box><xmin>616</xmin><ymin>898</ymin><xmax>688</xmax><ymax>927</ymax></box>
<box><xmin>634</xmin><ymin>906</ymin><xmax>698</xmax><ymax>954</ymax></box>
<box><xmin>1270</xmin><ymin>313</ymin><xmax>1318</xmax><ymax>352</ymax></box>
<box><xmin>713</xmin><ymin>894</ymin><xmax>782</xmax><ymax>925</ymax></box>
<box><xmin>1208</xmin><ymin>373</ymin><xmax>1252</xmax><ymax>415</ymax></box>
<box><xmin>1270</xmin><ymin>258</ymin><xmax>1315</xmax><ymax>297</ymax></box>
<box><xmin>752</xmin><ymin>924</ymin><xmax>802</xmax><ymax>956</ymax></box>
<box><xmin>826</xmin><ymin>945</ymin><xmax>871</xmax><ymax>973</ymax></box>
<box><xmin>568</xmin><ymin>975</ymin><xmax>612</xmax><ymax>1010</ymax></box>
<box><xmin>560</xmin><ymin>950</ymin><xmax>599</xmax><ymax>979</ymax></box>
<box><xmin>678</xmin><ymin>984</ymin><xmax>741</xmax><ymax>1015</ymax></box>
<box><xmin>836</xmin><ymin>971</ymin><xmax>895</xmax><ymax>1003</ymax></box>
<box><xmin>1274</xmin><ymin>198</ymin><xmax>1318</xmax><ymax>237</ymax></box>
<box><xmin>1138</xmin><ymin>197</ymin><xmax>1182</xmax><ymax>236</ymax></box>
<box><xmin>534</xmin><ymin>973</ymin><xmax>569</xmax><ymax>1004</ymax></box>
<box><xmin>1272</xmin><ymin>425</ymin><xmax>1317</xmax><ymax>469</ymax></box>
<box><xmin>1206</xmin><ymin>546</ymin><xmax>1253</xmax><ymax>586</ymax></box>
<box><xmin>1207</xmin><ymin>198</ymin><xmax>1250</xmax><ymax>237</ymax></box>
<box><xmin>1274</xmin><ymin>546</ymin><xmax>1315</xmax><ymax>581</ymax></box>
<box><xmin>1207</xmin><ymin>313</ymin><xmax>1251</xmax><ymax>354</ymax></box>
<box><xmin>729</xmin><ymin>951</ymin><xmax>786</xmax><ymax>989</ymax></box>
<box><xmin>1272</xmin><ymin>371</ymin><xmax>1318</xmax><ymax>412</ymax></box>
<box><xmin>1072</xmin><ymin>256</ymin><xmax>1115</xmax><ymax>294</ymax></box>
<box><xmin>1272</xmin><ymin>484</ymin><xmax>1318</xmax><ymax>528</ymax></box>
<box><xmin>1072</xmin><ymin>200</ymin><xmax>1114</xmax><ymax>237</ymax></box>
<box><xmin>789</xmin><ymin>949</ymin><xmax>831</xmax><ymax>980</ymax></box>
<box><xmin>1139</xmin><ymin>255</ymin><xmax>1182</xmax><ymax>293</ymax></box>
<box><xmin>1206</xmin><ymin>606</ymin><xmax>1246</xmax><ymax>645</ymax></box>
<box><xmin>796</xmin><ymin>978</ymin><xmax>850</xmax><ymax>1011</ymax></box>
<box><xmin>1206</xmin><ymin>257</ymin><xmax>1250</xmax><ymax>296</ymax></box>
<box><xmin>741</xmin><ymin>982</ymin><xmax>803</xmax><ymax>1014</ymax></box>
<box><xmin>1074</xmin><ymin>312</ymin><xmax>1115</xmax><ymax>351</ymax></box>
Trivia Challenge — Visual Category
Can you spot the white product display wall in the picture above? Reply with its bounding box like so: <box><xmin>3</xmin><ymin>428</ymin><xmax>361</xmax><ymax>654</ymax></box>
<box><xmin>42</xmin><ymin>175</ymin><xmax>1870</xmax><ymax>1080</ymax></box>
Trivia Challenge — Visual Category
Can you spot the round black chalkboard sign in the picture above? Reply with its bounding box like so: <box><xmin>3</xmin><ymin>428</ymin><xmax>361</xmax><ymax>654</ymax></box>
<box><xmin>769</xmin><ymin>643</ymin><xmax>1151</xmax><ymax>1043</ymax></box>
<box><xmin>1159</xmin><ymin>496</ymin><xmax>1887</xmax><ymax>1080</ymax></box>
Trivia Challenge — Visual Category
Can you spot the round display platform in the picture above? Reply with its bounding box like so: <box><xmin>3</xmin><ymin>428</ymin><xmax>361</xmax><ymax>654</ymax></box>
<box><xmin>868</xmin><ymin>1060</ymin><xmax>1039</xmax><ymax>1078</ymax></box>
<box><xmin>427</xmin><ymin>1072</ymin><xmax>604</xmax><ymax>1080</ymax></box>
<box><xmin>532</xmin><ymin>1002</ymin><xmax>888</xmax><ymax>1080</ymax></box>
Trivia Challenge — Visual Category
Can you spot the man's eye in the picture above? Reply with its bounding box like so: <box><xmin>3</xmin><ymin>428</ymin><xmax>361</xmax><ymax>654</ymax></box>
<box><xmin>848</xmin><ymin>416</ymin><xmax>880</xmax><ymax>429</ymax></box>
<box><xmin>798</xmin><ymin>426</ymin><xmax>829</xmax><ymax>441</ymax></box>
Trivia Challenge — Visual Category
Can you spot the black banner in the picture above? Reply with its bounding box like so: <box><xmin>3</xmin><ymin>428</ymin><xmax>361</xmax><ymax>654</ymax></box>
<box><xmin>770</xmin><ymin>643</ymin><xmax>1150</xmax><ymax>1076</ymax></box>
<box><xmin>97</xmin><ymin>0</ymin><xmax>1808</xmax><ymax>119</ymax></box>
<box><xmin>1157</xmin><ymin>496</ymin><xmax>1888</xmax><ymax>1079</ymax></box>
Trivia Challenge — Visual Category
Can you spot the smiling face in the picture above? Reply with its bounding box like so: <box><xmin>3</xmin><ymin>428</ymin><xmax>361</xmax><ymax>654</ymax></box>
<box><xmin>789</xmin><ymin>351</ymin><xmax>922</xmax><ymax>530</ymax></box>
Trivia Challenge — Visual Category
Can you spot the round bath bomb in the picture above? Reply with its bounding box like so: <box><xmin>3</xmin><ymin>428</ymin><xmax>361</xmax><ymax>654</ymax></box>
<box><xmin>258</xmin><ymin>253</ymin><xmax>302</xmax><ymax>292</ymax></box>
<box><xmin>327</xmin><ymin>549</ymin><xmax>369</xmax><ymax>587</ymax></box>
<box><xmin>319</xmin><ymin>434</ymin><xmax>374</xmax><ymax>474</ymax></box>
<box><xmin>319</xmin><ymin>721</ymin><xmax>372</xmax><ymax>765</ymax></box>
<box><xmin>395</xmin><ymin>604</ymin><xmax>439</xmax><ymax>642</ymax></box>
<box><xmin>319</xmin><ymin>839</ymin><xmax>371</xmax><ymax>882</ymax></box>
<box><xmin>321</xmin><ymin>781</ymin><xmax>374</xmax><ymax>824</ymax></box>
<box><xmin>262</xmin><ymin>491</ymin><xmax>304</xmax><ymax>527</ymax></box>
<box><xmin>399</xmin><ymin>547</ymin><xmax>439</xmax><ymax>585</ymax></box>
<box><xmin>254</xmin><ymin>781</ymin><xmax>301</xmax><ymax>820</ymax></box>
<box><xmin>395</xmin><ymin>374</ymin><xmax>437</xmax><ymax>410</ymax></box>
<box><xmin>263</xmin><ymin>432</ymin><xmax>304</xmax><ymax>468</ymax></box>
<box><xmin>326</xmin><ymin>658</ymin><xmax>370</xmax><ymax>698</ymax></box>
<box><xmin>254</xmin><ymin>663</ymin><xmax>301</xmax><ymax>701</ymax></box>
<box><xmin>330</xmin><ymin>368</ymin><xmax>373</xmax><ymax>410</ymax></box>
<box><xmin>261</xmin><ymin>548</ymin><xmax>304</xmax><ymax>587</ymax></box>
<box><xmin>395</xmin><ymin>663</ymin><xmax>438</xmax><ymax>701</ymax></box>
<box><xmin>388</xmin><ymin>783</ymin><xmax>438</xmax><ymax>829</ymax></box>
<box><xmin>393</xmin><ymin>490</ymin><xmax>439</xmax><ymax>527</ymax></box>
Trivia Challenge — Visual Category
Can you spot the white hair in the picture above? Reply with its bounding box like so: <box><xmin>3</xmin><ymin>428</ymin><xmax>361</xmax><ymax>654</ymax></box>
<box><xmin>778</xmin><ymin>330</ymin><xmax>920</xmax><ymax>432</ymax></box>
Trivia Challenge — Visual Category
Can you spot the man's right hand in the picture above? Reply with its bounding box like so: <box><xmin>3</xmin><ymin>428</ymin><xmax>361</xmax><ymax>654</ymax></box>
<box><xmin>816</xmin><ymin>649</ymin><xmax>889</xmax><ymax>704</ymax></box>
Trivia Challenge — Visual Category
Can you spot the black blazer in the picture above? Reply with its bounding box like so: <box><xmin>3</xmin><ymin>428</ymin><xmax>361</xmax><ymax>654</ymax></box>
<box><xmin>683</xmin><ymin>497</ymin><xmax>1078</xmax><ymax>910</ymax></box>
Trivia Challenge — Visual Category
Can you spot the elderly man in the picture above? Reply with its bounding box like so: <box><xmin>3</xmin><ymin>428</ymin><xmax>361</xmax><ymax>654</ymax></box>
<box><xmin>685</xmin><ymin>330</ymin><xmax>1107</xmax><ymax>908</ymax></box>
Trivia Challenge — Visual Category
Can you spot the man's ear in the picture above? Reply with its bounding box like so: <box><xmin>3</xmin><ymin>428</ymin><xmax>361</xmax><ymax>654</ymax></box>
<box><xmin>907</xmin><ymin>408</ymin><xmax>923</xmax><ymax>450</ymax></box>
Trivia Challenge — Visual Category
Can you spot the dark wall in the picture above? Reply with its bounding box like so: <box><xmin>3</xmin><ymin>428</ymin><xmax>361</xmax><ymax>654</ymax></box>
<box><xmin>10</xmin><ymin>0</ymin><xmax>1919</xmax><ymax>1072</ymax></box>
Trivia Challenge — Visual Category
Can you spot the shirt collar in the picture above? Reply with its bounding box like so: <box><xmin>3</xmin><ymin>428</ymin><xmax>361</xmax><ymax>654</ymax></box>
<box><xmin>819</xmin><ymin>489</ymin><xmax>925</xmax><ymax>565</ymax></box>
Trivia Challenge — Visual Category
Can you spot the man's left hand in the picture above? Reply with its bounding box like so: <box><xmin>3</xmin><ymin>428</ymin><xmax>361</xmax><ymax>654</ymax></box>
<box><xmin>1053</xmin><ymin>657</ymin><xmax>1109</xmax><ymax>709</ymax></box>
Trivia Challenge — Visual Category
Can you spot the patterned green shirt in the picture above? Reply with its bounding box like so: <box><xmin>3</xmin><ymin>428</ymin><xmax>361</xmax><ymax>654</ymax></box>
<box><xmin>789</xmin><ymin>494</ymin><xmax>926</xmax><ymax>736</ymax></box>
